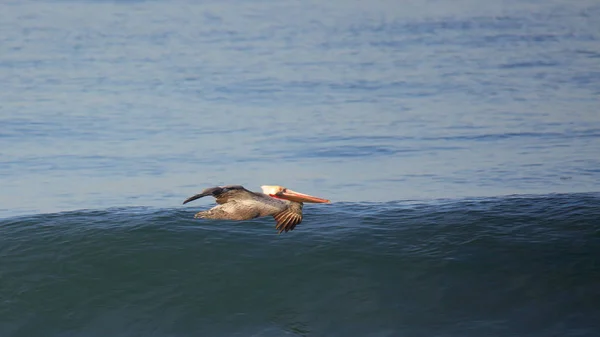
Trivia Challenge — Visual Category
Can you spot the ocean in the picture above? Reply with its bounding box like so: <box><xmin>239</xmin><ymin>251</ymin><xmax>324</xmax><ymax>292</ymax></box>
<box><xmin>1</xmin><ymin>0</ymin><xmax>600</xmax><ymax>336</ymax></box>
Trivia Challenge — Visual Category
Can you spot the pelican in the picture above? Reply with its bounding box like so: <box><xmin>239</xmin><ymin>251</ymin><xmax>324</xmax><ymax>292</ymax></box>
<box><xmin>182</xmin><ymin>185</ymin><xmax>330</xmax><ymax>233</ymax></box>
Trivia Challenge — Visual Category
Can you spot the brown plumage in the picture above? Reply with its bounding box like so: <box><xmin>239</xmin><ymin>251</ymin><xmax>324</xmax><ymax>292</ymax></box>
<box><xmin>182</xmin><ymin>185</ymin><xmax>330</xmax><ymax>233</ymax></box>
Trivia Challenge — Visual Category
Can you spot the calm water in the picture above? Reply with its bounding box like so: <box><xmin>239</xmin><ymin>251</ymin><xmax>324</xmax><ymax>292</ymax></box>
<box><xmin>1</xmin><ymin>0</ymin><xmax>599</xmax><ymax>216</ymax></box>
<box><xmin>1</xmin><ymin>0</ymin><xmax>600</xmax><ymax>336</ymax></box>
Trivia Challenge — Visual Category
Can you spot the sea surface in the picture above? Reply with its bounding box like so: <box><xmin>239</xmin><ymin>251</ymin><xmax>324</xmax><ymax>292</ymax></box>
<box><xmin>1</xmin><ymin>0</ymin><xmax>600</xmax><ymax>336</ymax></box>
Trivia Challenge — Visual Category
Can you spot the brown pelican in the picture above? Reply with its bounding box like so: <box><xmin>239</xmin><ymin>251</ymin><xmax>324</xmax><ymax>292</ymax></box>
<box><xmin>182</xmin><ymin>185</ymin><xmax>330</xmax><ymax>233</ymax></box>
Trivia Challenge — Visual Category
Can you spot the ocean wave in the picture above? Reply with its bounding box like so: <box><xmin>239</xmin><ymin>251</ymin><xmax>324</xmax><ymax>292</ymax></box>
<box><xmin>1</xmin><ymin>193</ymin><xmax>599</xmax><ymax>336</ymax></box>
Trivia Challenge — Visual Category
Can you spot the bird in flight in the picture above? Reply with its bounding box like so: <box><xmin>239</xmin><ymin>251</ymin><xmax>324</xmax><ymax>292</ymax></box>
<box><xmin>183</xmin><ymin>185</ymin><xmax>330</xmax><ymax>233</ymax></box>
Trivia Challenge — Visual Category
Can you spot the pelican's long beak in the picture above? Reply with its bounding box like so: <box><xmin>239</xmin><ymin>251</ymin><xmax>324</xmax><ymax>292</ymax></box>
<box><xmin>278</xmin><ymin>189</ymin><xmax>331</xmax><ymax>203</ymax></box>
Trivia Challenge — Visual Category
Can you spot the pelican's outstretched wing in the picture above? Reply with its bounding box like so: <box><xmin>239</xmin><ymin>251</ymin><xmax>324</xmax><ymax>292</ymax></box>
<box><xmin>182</xmin><ymin>185</ymin><xmax>259</xmax><ymax>205</ymax></box>
<box><xmin>273</xmin><ymin>203</ymin><xmax>304</xmax><ymax>233</ymax></box>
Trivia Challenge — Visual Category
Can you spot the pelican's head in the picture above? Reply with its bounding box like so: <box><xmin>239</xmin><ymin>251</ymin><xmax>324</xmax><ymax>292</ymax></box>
<box><xmin>261</xmin><ymin>185</ymin><xmax>330</xmax><ymax>204</ymax></box>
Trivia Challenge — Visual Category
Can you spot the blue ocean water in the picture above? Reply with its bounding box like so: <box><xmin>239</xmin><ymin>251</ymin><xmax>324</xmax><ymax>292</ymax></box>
<box><xmin>1</xmin><ymin>0</ymin><xmax>599</xmax><ymax>216</ymax></box>
<box><xmin>1</xmin><ymin>0</ymin><xmax>600</xmax><ymax>336</ymax></box>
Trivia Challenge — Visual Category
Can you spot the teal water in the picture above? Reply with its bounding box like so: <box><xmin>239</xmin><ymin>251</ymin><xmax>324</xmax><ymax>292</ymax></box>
<box><xmin>1</xmin><ymin>194</ymin><xmax>600</xmax><ymax>336</ymax></box>
<box><xmin>1</xmin><ymin>0</ymin><xmax>600</xmax><ymax>336</ymax></box>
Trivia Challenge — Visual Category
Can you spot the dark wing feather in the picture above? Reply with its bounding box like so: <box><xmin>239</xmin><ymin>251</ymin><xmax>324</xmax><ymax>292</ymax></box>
<box><xmin>182</xmin><ymin>185</ymin><xmax>258</xmax><ymax>205</ymax></box>
<box><xmin>273</xmin><ymin>209</ymin><xmax>303</xmax><ymax>234</ymax></box>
